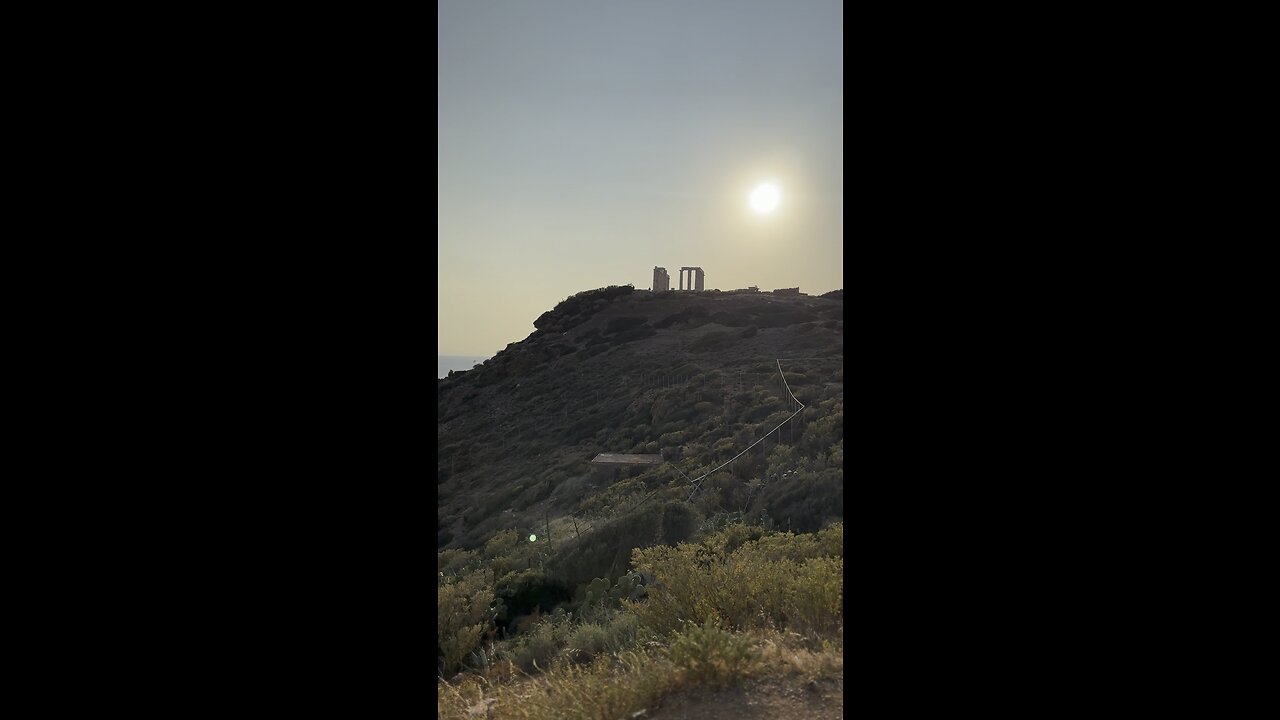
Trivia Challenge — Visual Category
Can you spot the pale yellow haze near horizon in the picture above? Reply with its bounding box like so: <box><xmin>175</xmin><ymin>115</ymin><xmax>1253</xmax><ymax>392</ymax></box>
<box><xmin>438</xmin><ymin>164</ymin><xmax>843</xmax><ymax>357</ymax></box>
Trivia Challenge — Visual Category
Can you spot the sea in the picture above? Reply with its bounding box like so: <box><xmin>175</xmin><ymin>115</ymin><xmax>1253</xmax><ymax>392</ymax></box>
<box><xmin>438</xmin><ymin>355</ymin><xmax>490</xmax><ymax>379</ymax></box>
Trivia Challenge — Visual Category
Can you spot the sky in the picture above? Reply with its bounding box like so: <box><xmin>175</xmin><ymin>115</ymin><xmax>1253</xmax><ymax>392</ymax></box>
<box><xmin>439</xmin><ymin>0</ymin><xmax>843</xmax><ymax>357</ymax></box>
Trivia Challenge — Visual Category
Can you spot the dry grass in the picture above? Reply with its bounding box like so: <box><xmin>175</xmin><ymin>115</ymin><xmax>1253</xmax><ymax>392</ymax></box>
<box><xmin>755</xmin><ymin>628</ymin><xmax>844</xmax><ymax>683</ymax></box>
<box><xmin>438</xmin><ymin>651</ymin><xmax>671</xmax><ymax>720</ymax></box>
<box><xmin>437</xmin><ymin>629</ymin><xmax>841</xmax><ymax>720</ymax></box>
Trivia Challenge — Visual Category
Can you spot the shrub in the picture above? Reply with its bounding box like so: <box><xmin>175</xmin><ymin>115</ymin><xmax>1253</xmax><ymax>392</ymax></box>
<box><xmin>599</xmin><ymin>606</ymin><xmax>649</xmax><ymax>651</ymax></box>
<box><xmin>786</xmin><ymin>556</ymin><xmax>843</xmax><ymax>635</ymax></box>
<box><xmin>565</xmin><ymin>622</ymin><xmax>612</xmax><ymax>662</ymax></box>
<box><xmin>552</xmin><ymin>502</ymin><xmax>660</xmax><ymax>586</ymax></box>
<box><xmin>658</xmin><ymin>502</ymin><xmax>701</xmax><ymax>546</ymax></box>
<box><xmin>484</xmin><ymin>529</ymin><xmax>520</xmax><ymax>560</ymax></box>
<box><xmin>665</xmin><ymin>619</ymin><xmax>760</xmax><ymax>686</ymax></box>
<box><xmin>698</xmin><ymin>521</ymin><xmax>768</xmax><ymax>555</ymax></box>
<box><xmin>754</xmin><ymin>309</ymin><xmax>817</xmax><ymax>328</ymax></box>
<box><xmin>605</xmin><ymin>316</ymin><xmax>648</xmax><ymax>334</ymax></box>
<box><xmin>734</xmin><ymin>530</ymin><xmax>824</xmax><ymax>564</ymax></box>
<box><xmin>711</xmin><ymin>436</ymin><xmax>736</xmax><ymax>456</ymax></box>
<box><xmin>476</xmin><ymin>484</ymin><xmax>523</xmax><ymax>519</ymax></box>
<box><xmin>437</xmin><ymin>548</ymin><xmax>481</xmax><ymax>576</ymax></box>
<box><xmin>689</xmin><ymin>331</ymin><xmax>737</xmax><ymax>352</ymax></box>
<box><xmin>438</xmin><ymin>569</ymin><xmax>497</xmax><ymax>676</ymax></box>
<box><xmin>707</xmin><ymin>312</ymin><xmax>752</xmax><ymax>327</ymax></box>
<box><xmin>749</xmin><ymin>467</ymin><xmax>843</xmax><ymax>533</ymax></box>
<box><xmin>827</xmin><ymin>439</ymin><xmax>843</xmax><ymax>468</ymax></box>
<box><xmin>631</xmin><ymin>524</ymin><xmax>844</xmax><ymax>638</ymax></box>
<box><xmin>506</xmin><ymin>611</ymin><xmax>574</xmax><ymax>673</ymax></box>
<box><xmin>653</xmin><ymin>305</ymin><xmax>708</xmax><ymax>329</ymax></box>
<box><xmin>494</xmin><ymin>569</ymin><xmax>574</xmax><ymax>634</ymax></box>
<box><xmin>815</xmin><ymin>522</ymin><xmax>842</xmax><ymax>556</ymax></box>
<box><xmin>517</xmin><ymin>479</ymin><xmax>552</xmax><ymax>506</ymax></box>
<box><xmin>553</xmin><ymin>500</ymin><xmax>701</xmax><ymax>589</ymax></box>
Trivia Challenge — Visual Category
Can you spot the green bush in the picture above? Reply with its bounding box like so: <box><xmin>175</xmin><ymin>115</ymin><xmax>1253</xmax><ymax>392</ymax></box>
<box><xmin>698</xmin><ymin>521</ymin><xmax>768</xmax><ymax>555</ymax></box>
<box><xmin>749</xmin><ymin>467</ymin><xmax>843</xmax><ymax>533</ymax></box>
<box><xmin>565</xmin><ymin>622</ymin><xmax>611</xmax><ymax>662</ymax></box>
<box><xmin>786</xmin><ymin>556</ymin><xmax>843</xmax><ymax>635</ymax></box>
<box><xmin>815</xmin><ymin>522</ymin><xmax>842</xmax><ymax>556</ymax></box>
<box><xmin>658</xmin><ymin>502</ymin><xmax>701</xmax><ymax>546</ymax></box>
<box><xmin>553</xmin><ymin>501</ymin><xmax>702</xmax><ymax>589</ymax></box>
<box><xmin>484</xmin><ymin>529</ymin><xmax>520</xmax><ymax>560</ymax></box>
<box><xmin>437</xmin><ymin>548</ymin><xmax>481</xmax><ymax>576</ymax></box>
<box><xmin>631</xmin><ymin>524</ymin><xmax>844</xmax><ymax>637</ymax></box>
<box><xmin>599</xmin><ymin>607</ymin><xmax>649</xmax><ymax>651</ymax></box>
<box><xmin>438</xmin><ymin>569</ymin><xmax>497</xmax><ymax>676</ymax></box>
<box><xmin>665</xmin><ymin>619</ymin><xmax>760</xmax><ymax>686</ymax></box>
<box><xmin>711</xmin><ymin>437</ymin><xmax>736</xmax><ymax>457</ymax></box>
<box><xmin>506</xmin><ymin>610</ymin><xmax>574</xmax><ymax>672</ymax></box>
<box><xmin>658</xmin><ymin>430</ymin><xmax>685</xmax><ymax>446</ymax></box>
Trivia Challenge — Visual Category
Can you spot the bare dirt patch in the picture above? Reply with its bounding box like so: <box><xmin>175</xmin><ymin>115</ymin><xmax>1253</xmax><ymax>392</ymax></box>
<box><xmin>644</xmin><ymin>671</ymin><xmax>842</xmax><ymax>720</ymax></box>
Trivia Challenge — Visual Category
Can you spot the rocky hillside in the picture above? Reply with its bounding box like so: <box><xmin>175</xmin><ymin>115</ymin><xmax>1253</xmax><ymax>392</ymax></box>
<box><xmin>438</xmin><ymin>285</ymin><xmax>844</xmax><ymax>558</ymax></box>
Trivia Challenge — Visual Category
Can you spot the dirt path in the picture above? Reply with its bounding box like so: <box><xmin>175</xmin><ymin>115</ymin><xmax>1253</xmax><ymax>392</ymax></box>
<box><xmin>642</xmin><ymin>671</ymin><xmax>843</xmax><ymax>720</ymax></box>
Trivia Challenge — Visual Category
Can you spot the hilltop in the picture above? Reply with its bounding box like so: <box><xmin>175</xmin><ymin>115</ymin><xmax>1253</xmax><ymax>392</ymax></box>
<box><xmin>438</xmin><ymin>285</ymin><xmax>843</xmax><ymax>554</ymax></box>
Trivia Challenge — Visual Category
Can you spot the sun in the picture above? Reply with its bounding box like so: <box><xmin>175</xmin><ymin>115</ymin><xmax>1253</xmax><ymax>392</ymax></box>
<box><xmin>750</xmin><ymin>183</ymin><xmax>780</xmax><ymax>214</ymax></box>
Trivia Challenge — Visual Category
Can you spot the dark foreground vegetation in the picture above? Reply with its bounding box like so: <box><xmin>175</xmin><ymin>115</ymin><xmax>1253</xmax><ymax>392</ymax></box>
<box><xmin>439</xmin><ymin>521</ymin><xmax>843</xmax><ymax>720</ymax></box>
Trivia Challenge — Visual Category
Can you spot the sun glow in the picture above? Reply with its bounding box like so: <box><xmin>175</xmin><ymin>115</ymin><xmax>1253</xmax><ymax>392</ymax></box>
<box><xmin>750</xmin><ymin>183</ymin><xmax>780</xmax><ymax>214</ymax></box>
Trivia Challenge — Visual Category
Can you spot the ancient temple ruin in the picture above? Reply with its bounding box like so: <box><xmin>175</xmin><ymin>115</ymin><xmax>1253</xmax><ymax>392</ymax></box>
<box><xmin>649</xmin><ymin>265</ymin><xmax>705</xmax><ymax>292</ymax></box>
<box><xmin>679</xmin><ymin>267</ymin><xmax>704</xmax><ymax>291</ymax></box>
<box><xmin>652</xmin><ymin>267</ymin><xmax>670</xmax><ymax>292</ymax></box>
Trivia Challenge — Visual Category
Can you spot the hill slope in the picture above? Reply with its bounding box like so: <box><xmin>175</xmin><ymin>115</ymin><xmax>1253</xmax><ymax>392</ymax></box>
<box><xmin>438</xmin><ymin>285</ymin><xmax>844</xmax><ymax>556</ymax></box>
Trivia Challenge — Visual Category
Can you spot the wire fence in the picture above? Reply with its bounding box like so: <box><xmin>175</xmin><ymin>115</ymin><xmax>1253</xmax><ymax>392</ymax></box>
<box><xmin>619</xmin><ymin>356</ymin><xmax>829</xmax><ymax>510</ymax></box>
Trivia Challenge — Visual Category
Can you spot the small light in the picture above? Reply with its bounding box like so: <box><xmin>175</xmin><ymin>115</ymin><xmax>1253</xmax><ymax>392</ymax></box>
<box><xmin>529</xmin><ymin>534</ymin><xmax>537</xmax><ymax>542</ymax></box>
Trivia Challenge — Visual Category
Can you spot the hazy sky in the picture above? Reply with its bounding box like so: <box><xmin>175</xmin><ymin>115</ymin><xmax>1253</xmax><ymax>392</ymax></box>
<box><xmin>439</xmin><ymin>0</ymin><xmax>843</xmax><ymax>356</ymax></box>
